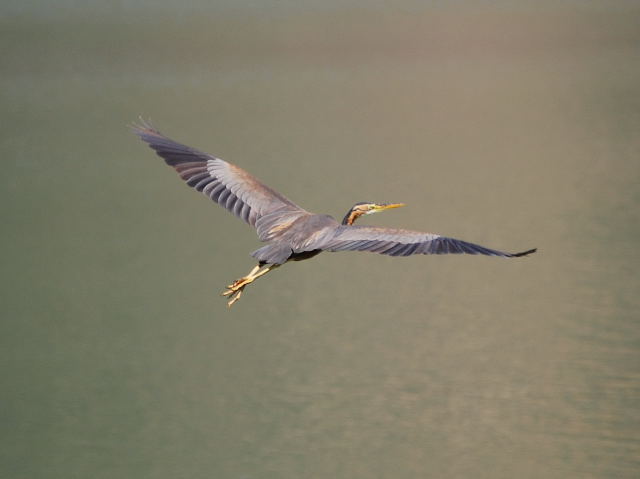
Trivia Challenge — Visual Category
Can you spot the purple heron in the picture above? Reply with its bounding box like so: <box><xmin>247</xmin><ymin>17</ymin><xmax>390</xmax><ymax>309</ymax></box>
<box><xmin>133</xmin><ymin>120</ymin><xmax>536</xmax><ymax>306</ymax></box>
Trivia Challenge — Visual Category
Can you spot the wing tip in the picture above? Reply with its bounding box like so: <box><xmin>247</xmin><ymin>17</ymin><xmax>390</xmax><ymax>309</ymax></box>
<box><xmin>129</xmin><ymin>116</ymin><xmax>160</xmax><ymax>138</ymax></box>
<box><xmin>510</xmin><ymin>248</ymin><xmax>537</xmax><ymax>257</ymax></box>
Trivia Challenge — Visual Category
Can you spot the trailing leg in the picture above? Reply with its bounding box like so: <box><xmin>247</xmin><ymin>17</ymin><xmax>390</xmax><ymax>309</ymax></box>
<box><xmin>221</xmin><ymin>263</ymin><xmax>279</xmax><ymax>307</ymax></box>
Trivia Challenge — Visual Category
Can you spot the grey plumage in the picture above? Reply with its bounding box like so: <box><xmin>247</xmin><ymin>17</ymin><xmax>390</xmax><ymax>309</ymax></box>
<box><xmin>132</xmin><ymin>120</ymin><xmax>536</xmax><ymax>267</ymax></box>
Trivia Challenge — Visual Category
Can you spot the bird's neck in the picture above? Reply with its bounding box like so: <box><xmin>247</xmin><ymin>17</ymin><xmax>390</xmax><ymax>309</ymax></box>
<box><xmin>342</xmin><ymin>209</ymin><xmax>362</xmax><ymax>226</ymax></box>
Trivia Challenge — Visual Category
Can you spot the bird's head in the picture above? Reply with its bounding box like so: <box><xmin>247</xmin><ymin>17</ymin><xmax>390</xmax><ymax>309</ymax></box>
<box><xmin>342</xmin><ymin>202</ymin><xmax>406</xmax><ymax>226</ymax></box>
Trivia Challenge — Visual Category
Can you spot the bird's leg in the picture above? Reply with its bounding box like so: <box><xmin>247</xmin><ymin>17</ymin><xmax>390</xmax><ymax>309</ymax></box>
<box><xmin>222</xmin><ymin>263</ymin><xmax>279</xmax><ymax>307</ymax></box>
<box><xmin>226</xmin><ymin>264</ymin><xmax>262</xmax><ymax>290</ymax></box>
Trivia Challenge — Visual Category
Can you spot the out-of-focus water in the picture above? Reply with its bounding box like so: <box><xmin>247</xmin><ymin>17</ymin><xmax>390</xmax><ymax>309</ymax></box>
<box><xmin>2</xmin><ymin>3</ymin><xmax>639</xmax><ymax>478</ymax></box>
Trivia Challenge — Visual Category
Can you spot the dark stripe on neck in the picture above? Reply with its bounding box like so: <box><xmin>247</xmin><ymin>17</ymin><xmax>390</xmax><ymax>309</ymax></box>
<box><xmin>342</xmin><ymin>209</ymin><xmax>357</xmax><ymax>226</ymax></box>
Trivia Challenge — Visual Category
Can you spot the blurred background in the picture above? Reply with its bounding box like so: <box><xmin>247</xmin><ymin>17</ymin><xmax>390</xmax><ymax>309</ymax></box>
<box><xmin>2</xmin><ymin>1</ymin><xmax>639</xmax><ymax>478</ymax></box>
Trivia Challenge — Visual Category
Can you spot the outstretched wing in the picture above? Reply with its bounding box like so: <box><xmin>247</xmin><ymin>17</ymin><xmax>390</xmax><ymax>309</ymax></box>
<box><xmin>323</xmin><ymin>225</ymin><xmax>536</xmax><ymax>257</ymax></box>
<box><xmin>132</xmin><ymin>120</ymin><xmax>308</xmax><ymax>232</ymax></box>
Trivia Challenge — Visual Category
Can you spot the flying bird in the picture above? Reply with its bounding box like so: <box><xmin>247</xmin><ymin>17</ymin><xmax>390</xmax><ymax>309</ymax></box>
<box><xmin>133</xmin><ymin>120</ymin><xmax>536</xmax><ymax>306</ymax></box>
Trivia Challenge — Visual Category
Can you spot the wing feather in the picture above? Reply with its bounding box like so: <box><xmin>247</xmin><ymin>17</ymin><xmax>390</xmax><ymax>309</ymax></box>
<box><xmin>325</xmin><ymin>225</ymin><xmax>536</xmax><ymax>258</ymax></box>
<box><xmin>132</xmin><ymin>120</ymin><xmax>307</xmax><ymax>232</ymax></box>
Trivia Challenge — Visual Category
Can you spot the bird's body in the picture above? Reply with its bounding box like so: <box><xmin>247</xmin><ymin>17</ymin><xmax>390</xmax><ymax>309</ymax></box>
<box><xmin>133</xmin><ymin>120</ymin><xmax>535</xmax><ymax>306</ymax></box>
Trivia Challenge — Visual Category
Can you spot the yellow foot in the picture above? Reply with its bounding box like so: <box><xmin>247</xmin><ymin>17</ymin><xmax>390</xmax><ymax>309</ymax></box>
<box><xmin>225</xmin><ymin>288</ymin><xmax>243</xmax><ymax>307</ymax></box>
<box><xmin>221</xmin><ymin>276</ymin><xmax>254</xmax><ymax>307</ymax></box>
<box><xmin>222</xmin><ymin>276</ymin><xmax>252</xmax><ymax>296</ymax></box>
<box><xmin>226</xmin><ymin>276</ymin><xmax>253</xmax><ymax>291</ymax></box>
<box><xmin>219</xmin><ymin>264</ymin><xmax>277</xmax><ymax>307</ymax></box>
<box><xmin>222</xmin><ymin>284</ymin><xmax>244</xmax><ymax>307</ymax></box>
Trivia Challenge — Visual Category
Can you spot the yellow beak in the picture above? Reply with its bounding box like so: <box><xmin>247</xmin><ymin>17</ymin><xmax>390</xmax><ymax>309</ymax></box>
<box><xmin>374</xmin><ymin>203</ymin><xmax>406</xmax><ymax>211</ymax></box>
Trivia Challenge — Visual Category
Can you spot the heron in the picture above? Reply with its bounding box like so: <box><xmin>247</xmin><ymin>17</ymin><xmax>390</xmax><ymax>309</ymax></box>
<box><xmin>133</xmin><ymin>120</ymin><xmax>536</xmax><ymax>306</ymax></box>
